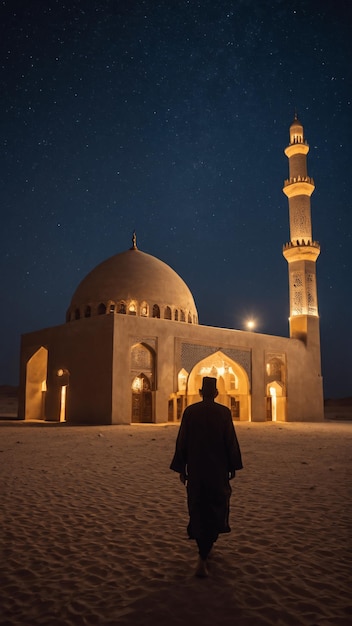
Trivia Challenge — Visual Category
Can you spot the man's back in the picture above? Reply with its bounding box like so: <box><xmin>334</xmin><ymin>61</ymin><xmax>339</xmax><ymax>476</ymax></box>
<box><xmin>170</xmin><ymin>399</ymin><xmax>242</xmax><ymax>485</ymax></box>
<box><xmin>170</xmin><ymin>377</ymin><xmax>243</xmax><ymax>575</ymax></box>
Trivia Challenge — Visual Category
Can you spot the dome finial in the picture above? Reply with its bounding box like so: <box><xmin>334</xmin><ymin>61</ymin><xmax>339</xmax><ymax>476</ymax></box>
<box><xmin>131</xmin><ymin>231</ymin><xmax>137</xmax><ymax>250</ymax></box>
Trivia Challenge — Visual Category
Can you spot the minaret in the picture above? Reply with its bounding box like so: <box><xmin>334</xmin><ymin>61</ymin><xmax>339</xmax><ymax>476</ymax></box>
<box><xmin>282</xmin><ymin>115</ymin><xmax>321</xmax><ymax>345</ymax></box>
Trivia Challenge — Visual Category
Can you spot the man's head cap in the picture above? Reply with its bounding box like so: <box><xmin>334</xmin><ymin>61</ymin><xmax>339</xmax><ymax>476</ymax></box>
<box><xmin>201</xmin><ymin>376</ymin><xmax>217</xmax><ymax>395</ymax></box>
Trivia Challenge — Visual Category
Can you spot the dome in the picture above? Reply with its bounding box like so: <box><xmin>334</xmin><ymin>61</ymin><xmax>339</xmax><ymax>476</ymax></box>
<box><xmin>67</xmin><ymin>244</ymin><xmax>198</xmax><ymax>324</ymax></box>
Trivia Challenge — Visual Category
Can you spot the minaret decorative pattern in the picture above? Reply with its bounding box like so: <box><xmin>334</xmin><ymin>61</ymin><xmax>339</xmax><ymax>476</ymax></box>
<box><xmin>282</xmin><ymin>116</ymin><xmax>320</xmax><ymax>340</ymax></box>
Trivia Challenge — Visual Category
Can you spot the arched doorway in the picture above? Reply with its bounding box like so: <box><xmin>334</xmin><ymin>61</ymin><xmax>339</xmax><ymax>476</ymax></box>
<box><xmin>185</xmin><ymin>350</ymin><xmax>251</xmax><ymax>421</ymax></box>
<box><xmin>265</xmin><ymin>355</ymin><xmax>287</xmax><ymax>421</ymax></box>
<box><xmin>131</xmin><ymin>373</ymin><xmax>153</xmax><ymax>423</ymax></box>
<box><xmin>130</xmin><ymin>343</ymin><xmax>155</xmax><ymax>423</ymax></box>
<box><xmin>266</xmin><ymin>381</ymin><xmax>286</xmax><ymax>421</ymax></box>
<box><xmin>25</xmin><ymin>347</ymin><xmax>48</xmax><ymax>420</ymax></box>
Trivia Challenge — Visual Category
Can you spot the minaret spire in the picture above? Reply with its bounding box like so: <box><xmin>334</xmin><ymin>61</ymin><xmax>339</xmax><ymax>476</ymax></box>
<box><xmin>282</xmin><ymin>117</ymin><xmax>321</xmax><ymax>343</ymax></box>
<box><xmin>130</xmin><ymin>231</ymin><xmax>138</xmax><ymax>250</ymax></box>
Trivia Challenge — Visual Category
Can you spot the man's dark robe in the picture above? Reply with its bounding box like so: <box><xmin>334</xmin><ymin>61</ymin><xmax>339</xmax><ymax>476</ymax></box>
<box><xmin>170</xmin><ymin>399</ymin><xmax>243</xmax><ymax>542</ymax></box>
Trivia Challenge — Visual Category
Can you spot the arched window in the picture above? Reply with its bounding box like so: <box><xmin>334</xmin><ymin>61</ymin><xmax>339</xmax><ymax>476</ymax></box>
<box><xmin>128</xmin><ymin>302</ymin><xmax>137</xmax><ymax>315</ymax></box>
<box><xmin>174</xmin><ymin>310</ymin><xmax>179</xmax><ymax>321</ymax></box>
<box><xmin>85</xmin><ymin>305</ymin><xmax>91</xmax><ymax>318</ymax></box>
<box><xmin>164</xmin><ymin>306</ymin><xmax>172</xmax><ymax>320</ymax></box>
<box><xmin>180</xmin><ymin>310</ymin><xmax>185</xmax><ymax>322</ymax></box>
<box><xmin>118</xmin><ymin>301</ymin><xmax>126</xmax><ymax>314</ymax></box>
<box><xmin>97</xmin><ymin>303</ymin><xmax>106</xmax><ymax>315</ymax></box>
<box><xmin>140</xmin><ymin>302</ymin><xmax>148</xmax><ymax>317</ymax></box>
<box><xmin>152</xmin><ymin>304</ymin><xmax>160</xmax><ymax>318</ymax></box>
<box><xmin>188</xmin><ymin>313</ymin><xmax>192</xmax><ymax>323</ymax></box>
<box><xmin>75</xmin><ymin>308</ymin><xmax>80</xmax><ymax>320</ymax></box>
<box><xmin>109</xmin><ymin>304</ymin><xmax>115</xmax><ymax>313</ymax></box>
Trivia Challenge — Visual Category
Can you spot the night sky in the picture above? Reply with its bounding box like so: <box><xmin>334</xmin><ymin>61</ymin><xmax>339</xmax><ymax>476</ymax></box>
<box><xmin>1</xmin><ymin>0</ymin><xmax>351</xmax><ymax>398</ymax></box>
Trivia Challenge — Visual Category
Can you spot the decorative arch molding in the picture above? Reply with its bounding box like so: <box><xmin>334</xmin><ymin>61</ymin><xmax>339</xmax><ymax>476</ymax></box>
<box><xmin>66</xmin><ymin>300</ymin><xmax>198</xmax><ymax>324</ymax></box>
<box><xmin>130</xmin><ymin>342</ymin><xmax>155</xmax><ymax>383</ymax></box>
<box><xmin>174</xmin><ymin>349</ymin><xmax>251</xmax><ymax>421</ymax></box>
<box><xmin>130</xmin><ymin>336</ymin><xmax>157</xmax><ymax>352</ymax></box>
<box><xmin>180</xmin><ymin>343</ymin><xmax>251</xmax><ymax>381</ymax></box>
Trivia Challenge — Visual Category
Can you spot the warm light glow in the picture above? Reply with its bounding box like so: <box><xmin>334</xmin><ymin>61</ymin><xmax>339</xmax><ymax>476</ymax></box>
<box><xmin>57</xmin><ymin>368</ymin><xmax>64</xmax><ymax>377</ymax></box>
<box><xmin>132</xmin><ymin>376</ymin><xmax>143</xmax><ymax>392</ymax></box>
<box><xmin>269</xmin><ymin>386</ymin><xmax>277</xmax><ymax>421</ymax></box>
<box><xmin>60</xmin><ymin>385</ymin><xmax>67</xmax><ymax>422</ymax></box>
<box><xmin>178</xmin><ymin>369</ymin><xmax>187</xmax><ymax>391</ymax></box>
<box><xmin>246</xmin><ymin>319</ymin><xmax>256</xmax><ymax>331</ymax></box>
<box><xmin>199</xmin><ymin>364</ymin><xmax>235</xmax><ymax>377</ymax></box>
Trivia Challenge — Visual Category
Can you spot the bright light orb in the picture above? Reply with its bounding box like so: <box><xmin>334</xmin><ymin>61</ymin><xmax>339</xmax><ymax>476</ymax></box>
<box><xmin>246</xmin><ymin>319</ymin><xmax>256</xmax><ymax>331</ymax></box>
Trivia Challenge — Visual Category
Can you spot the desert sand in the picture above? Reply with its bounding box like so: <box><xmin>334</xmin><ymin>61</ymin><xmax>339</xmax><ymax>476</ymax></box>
<box><xmin>0</xmin><ymin>420</ymin><xmax>351</xmax><ymax>626</ymax></box>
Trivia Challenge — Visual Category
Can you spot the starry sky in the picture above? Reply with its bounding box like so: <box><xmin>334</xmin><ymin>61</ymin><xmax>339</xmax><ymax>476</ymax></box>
<box><xmin>1</xmin><ymin>0</ymin><xmax>351</xmax><ymax>398</ymax></box>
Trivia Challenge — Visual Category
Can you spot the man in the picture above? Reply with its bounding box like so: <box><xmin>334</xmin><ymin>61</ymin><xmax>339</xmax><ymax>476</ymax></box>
<box><xmin>170</xmin><ymin>376</ymin><xmax>243</xmax><ymax>577</ymax></box>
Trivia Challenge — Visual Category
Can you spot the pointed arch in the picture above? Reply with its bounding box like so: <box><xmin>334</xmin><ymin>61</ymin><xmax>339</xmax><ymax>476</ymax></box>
<box><xmin>128</xmin><ymin>301</ymin><xmax>137</xmax><ymax>315</ymax></box>
<box><xmin>266</xmin><ymin>381</ymin><xmax>286</xmax><ymax>422</ymax></box>
<box><xmin>187</xmin><ymin>350</ymin><xmax>250</xmax><ymax>420</ymax></box>
<box><xmin>140</xmin><ymin>301</ymin><xmax>149</xmax><ymax>317</ymax></box>
<box><xmin>130</xmin><ymin>342</ymin><xmax>156</xmax><ymax>423</ymax></box>
<box><xmin>152</xmin><ymin>304</ymin><xmax>160</xmax><ymax>318</ymax></box>
<box><xmin>177</xmin><ymin>368</ymin><xmax>188</xmax><ymax>393</ymax></box>
<box><xmin>164</xmin><ymin>306</ymin><xmax>172</xmax><ymax>320</ymax></box>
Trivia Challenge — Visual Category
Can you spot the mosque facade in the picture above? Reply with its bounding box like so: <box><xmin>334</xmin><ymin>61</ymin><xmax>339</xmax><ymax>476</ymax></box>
<box><xmin>18</xmin><ymin>118</ymin><xmax>324</xmax><ymax>424</ymax></box>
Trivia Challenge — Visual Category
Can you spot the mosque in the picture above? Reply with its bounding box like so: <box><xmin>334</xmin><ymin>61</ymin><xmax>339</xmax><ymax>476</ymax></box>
<box><xmin>18</xmin><ymin>117</ymin><xmax>324</xmax><ymax>424</ymax></box>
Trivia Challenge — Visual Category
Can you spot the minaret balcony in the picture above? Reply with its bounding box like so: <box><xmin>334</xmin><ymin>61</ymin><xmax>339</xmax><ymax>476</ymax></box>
<box><xmin>283</xmin><ymin>240</ymin><xmax>320</xmax><ymax>262</ymax></box>
<box><xmin>284</xmin><ymin>142</ymin><xmax>309</xmax><ymax>158</ymax></box>
<box><xmin>283</xmin><ymin>177</ymin><xmax>315</xmax><ymax>198</ymax></box>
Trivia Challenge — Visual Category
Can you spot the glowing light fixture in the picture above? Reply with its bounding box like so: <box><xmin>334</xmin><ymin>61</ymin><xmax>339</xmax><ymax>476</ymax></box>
<box><xmin>132</xmin><ymin>376</ymin><xmax>143</xmax><ymax>392</ymax></box>
<box><xmin>246</xmin><ymin>319</ymin><xmax>256</xmax><ymax>331</ymax></box>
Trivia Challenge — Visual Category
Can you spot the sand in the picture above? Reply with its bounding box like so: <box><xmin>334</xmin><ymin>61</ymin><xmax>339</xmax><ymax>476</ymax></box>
<box><xmin>0</xmin><ymin>421</ymin><xmax>351</xmax><ymax>626</ymax></box>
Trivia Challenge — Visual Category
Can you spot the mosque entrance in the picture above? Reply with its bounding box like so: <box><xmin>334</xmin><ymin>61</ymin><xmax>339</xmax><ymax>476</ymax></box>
<box><xmin>174</xmin><ymin>350</ymin><xmax>251</xmax><ymax>421</ymax></box>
